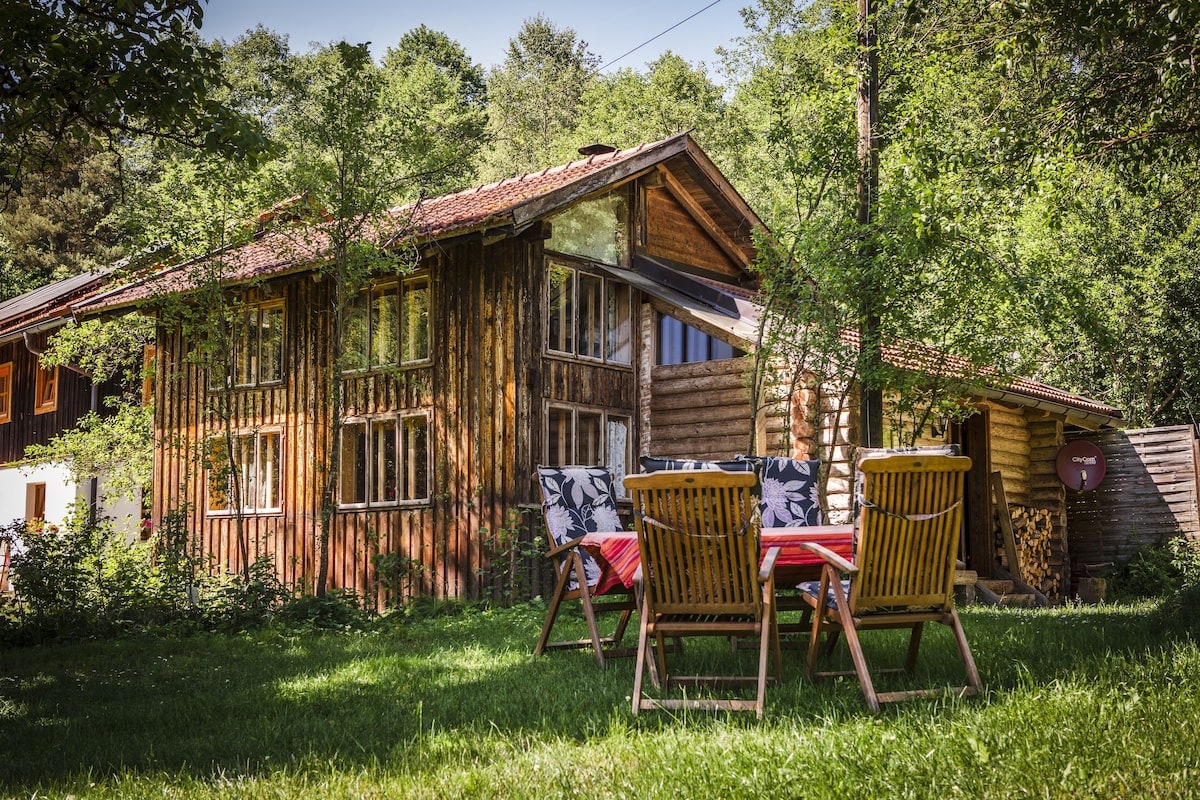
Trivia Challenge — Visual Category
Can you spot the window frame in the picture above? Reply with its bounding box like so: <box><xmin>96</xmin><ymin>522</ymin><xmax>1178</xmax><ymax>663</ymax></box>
<box><xmin>544</xmin><ymin>402</ymin><xmax>633</xmax><ymax>498</ymax></box>
<box><xmin>33</xmin><ymin>364</ymin><xmax>58</xmax><ymax>415</ymax></box>
<box><xmin>205</xmin><ymin>427</ymin><xmax>284</xmax><ymax>516</ymax></box>
<box><xmin>0</xmin><ymin>361</ymin><xmax>11</xmax><ymax>424</ymax></box>
<box><xmin>342</xmin><ymin>275</ymin><xmax>432</xmax><ymax>374</ymax></box>
<box><xmin>656</xmin><ymin>313</ymin><xmax>743</xmax><ymax>366</ymax></box>
<box><xmin>337</xmin><ymin>411</ymin><xmax>432</xmax><ymax>509</ymax></box>
<box><xmin>545</xmin><ymin>260</ymin><xmax>633</xmax><ymax>367</ymax></box>
<box><xmin>207</xmin><ymin>301</ymin><xmax>286</xmax><ymax>391</ymax></box>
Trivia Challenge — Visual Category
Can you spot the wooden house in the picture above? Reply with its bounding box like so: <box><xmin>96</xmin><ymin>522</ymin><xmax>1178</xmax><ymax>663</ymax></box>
<box><xmin>77</xmin><ymin>133</ymin><xmax>1122</xmax><ymax>604</ymax></box>
<box><xmin>0</xmin><ymin>272</ymin><xmax>142</xmax><ymax>537</ymax></box>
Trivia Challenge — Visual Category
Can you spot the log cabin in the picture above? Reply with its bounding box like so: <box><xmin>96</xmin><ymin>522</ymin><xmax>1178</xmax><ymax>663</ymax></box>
<box><xmin>0</xmin><ymin>272</ymin><xmax>142</xmax><ymax>540</ymax></box>
<box><xmin>75</xmin><ymin>133</ymin><xmax>1123</xmax><ymax>604</ymax></box>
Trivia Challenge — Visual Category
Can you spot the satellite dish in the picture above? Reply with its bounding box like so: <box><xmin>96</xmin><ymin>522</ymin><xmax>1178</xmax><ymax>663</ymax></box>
<box><xmin>1056</xmin><ymin>441</ymin><xmax>1107</xmax><ymax>491</ymax></box>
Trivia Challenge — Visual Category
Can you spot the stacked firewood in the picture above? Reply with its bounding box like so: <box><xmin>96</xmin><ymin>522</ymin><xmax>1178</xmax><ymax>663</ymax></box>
<box><xmin>994</xmin><ymin>504</ymin><xmax>1061</xmax><ymax>601</ymax></box>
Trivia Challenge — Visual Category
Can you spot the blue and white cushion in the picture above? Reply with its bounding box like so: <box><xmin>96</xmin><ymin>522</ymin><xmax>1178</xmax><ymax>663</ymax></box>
<box><xmin>740</xmin><ymin>456</ymin><xmax>822</xmax><ymax>527</ymax></box>
<box><xmin>536</xmin><ymin>465</ymin><xmax>622</xmax><ymax>591</ymax></box>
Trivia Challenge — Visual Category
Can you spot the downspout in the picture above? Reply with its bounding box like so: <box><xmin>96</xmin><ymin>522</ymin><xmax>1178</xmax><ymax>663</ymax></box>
<box><xmin>23</xmin><ymin>328</ymin><xmax>100</xmax><ymax>523</ymax></box>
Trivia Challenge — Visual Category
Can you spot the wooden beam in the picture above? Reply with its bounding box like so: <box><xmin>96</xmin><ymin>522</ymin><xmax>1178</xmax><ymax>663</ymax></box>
<box><xmin>658</xmin><ymin>171</ymin><xmax>750</xmax><ymax>266</ymax></box>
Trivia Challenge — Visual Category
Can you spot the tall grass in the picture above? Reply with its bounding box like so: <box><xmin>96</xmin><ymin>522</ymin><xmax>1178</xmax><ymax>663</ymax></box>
<box><xmin>2</xmin><ymin>601</ymin><xmax>1199</xmax><ymax>799</ymax></box>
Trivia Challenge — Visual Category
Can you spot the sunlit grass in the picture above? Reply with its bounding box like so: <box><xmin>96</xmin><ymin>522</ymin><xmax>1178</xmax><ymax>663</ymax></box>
<box><xmin>1</xmin><ymin>600</ymin><xmax>1198</xmax><ymax>798</ymax></box>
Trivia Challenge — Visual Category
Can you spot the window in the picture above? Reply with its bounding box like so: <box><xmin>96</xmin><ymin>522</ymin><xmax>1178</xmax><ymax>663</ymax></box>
<box><xmin>546</xmin><ymin>191</ymin><xmax>629</xmax><ymax>266</ymax></box>
<box><xmin>338</xmin><ymin>413</ymin><xmax>430</xmax><ymax>507</ymax></box>
<box><xmin>343</xmin><ymin>277</ymin><xmax>431</xmax><ymax>372</ymax></box>
<box><xmin>207</xmin><ymin>429</ymin><xmax>282</xmax><ymax>514</ymax></box>
<box><xmin>546</xmin><ymin>405</ymin><xmax>631</xmax><ymax>496</ymax></box>
<box><xmin>25</xmin><ymin>483</ymin><xmax>46</xmax><ymax>522</ymax></box>
<box><xmin>657</xmin><ymin>314</ymin><xmax>743</xmax><ymax>365</ymax></box>
<box><xmin>209</xmin><ymin>303</ymin><xmax>284</xmax><ymax>389</ymax></box>
<box><xmin>33</xmin><ymin>364</ymin><xmax>58</xmax><ymax>414</ymax></box>
<box><xmin>547</xmin><ymin>263</ymin><xmax>632</xmax><ymax>365</ymax></box>
<box><xmin>0</xmin><ymin>361</ymin><xmax>11</xmax><ymax>423</ymax></box>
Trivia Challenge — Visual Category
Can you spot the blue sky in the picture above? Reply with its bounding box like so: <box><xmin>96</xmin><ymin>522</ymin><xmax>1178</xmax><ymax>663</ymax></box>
<box><xmin>201</xmin><ymin>0</ymin><xmax>751</xmax><ymax>73</ymax></box>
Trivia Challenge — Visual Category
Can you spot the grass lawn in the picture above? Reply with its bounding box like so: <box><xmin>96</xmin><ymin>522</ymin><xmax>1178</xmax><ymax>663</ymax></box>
<box><xmin>2</xmin><ymin>600</ymin><xmax>1199</xmax><ymax>799</ymax></box>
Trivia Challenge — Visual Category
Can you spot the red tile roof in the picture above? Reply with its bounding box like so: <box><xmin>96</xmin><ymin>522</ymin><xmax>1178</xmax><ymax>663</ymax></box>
<box><xmin>80</xmin><ymin>136</ymin><xmax>686</xmax><ymax>312</ymax></box>
<box><xmin>71</xmin><ymin>133</ymin><xmax>1121</xmax><ymax>426</ymax></box>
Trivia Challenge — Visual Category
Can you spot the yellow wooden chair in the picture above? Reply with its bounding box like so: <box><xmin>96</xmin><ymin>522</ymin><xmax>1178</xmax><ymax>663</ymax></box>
<box><xmin>626</xmin><ymin>470</ymin><xmax>782</xmax><ymax>717</ymax></box>
<box><xmin>799</xmin><ymin>452</ymin><xmax>981</xmax><ymax>713</ymax></box>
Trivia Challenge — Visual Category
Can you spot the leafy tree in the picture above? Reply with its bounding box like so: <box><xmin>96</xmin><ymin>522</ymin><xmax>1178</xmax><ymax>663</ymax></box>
<box><xmin>998</xmin><ymin>0</ymin><xmax>1200</xmax><ymax>159</ymax></box>
<box><xmin>574</xmin><ymin>52</ymin><xmax>730</xmax><ymax>150</ymax></box>
<box><xmin>0</xmin><ymin>137</ymin><xmax>125</xmax><ymax>300</ymax></box>
<box><xmin>729</xmin><ymin>0</ymin><xmax>1039</xmax><ymax>449</ymax></box>
<box><xmin>1017</xmin><ymin>161</ymin><xmax>1200</xmax><ymax>427</ymax></box>
<box><xmin>0</xmin><ymin>0</ymin><xmax>269</xmax><ymax>194</ymax></box>
<box><xmin>479</xmin><ymin>15</ymin><xmax>599</xmax><ymax>178</ymax></box>
<box><xmin>271</xmin><ymin>41</ymin><xmax>423</xmax><ymax>596</ymax></box>
<box><xmin>379</xmin><ymin>25</ymin><xmax>488</xmax><ymax>197</ymax></box>
<box><xmin>26</xmin><ymin>315</ymin><xmax>157</xmax><ymax>500</ymax></box>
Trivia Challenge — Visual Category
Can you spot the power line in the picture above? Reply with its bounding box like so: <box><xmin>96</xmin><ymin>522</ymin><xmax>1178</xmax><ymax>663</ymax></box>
<box><xmin>590</xmin><ymin>0</ymin><xmax>725</xmax><ymax>75</ymax></box>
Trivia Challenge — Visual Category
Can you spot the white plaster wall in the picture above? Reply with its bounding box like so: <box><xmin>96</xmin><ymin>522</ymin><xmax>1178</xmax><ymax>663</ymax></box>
<box><xmin>0</xmin><ymin>461</ymin><xmax>77</xmax><ymax>528</ymax></box>
<box><xmin>0</xmin><ymin>462</ymin><xmax>142</xmax><ymax>539</ymax></box>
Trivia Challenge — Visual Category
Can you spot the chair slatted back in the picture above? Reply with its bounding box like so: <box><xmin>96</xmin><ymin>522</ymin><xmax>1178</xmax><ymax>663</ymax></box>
<box><xmin>851</xmin><ymin>454</ymin><xmax>971</xmax><ymax>613</ymax></box>
<box><xmin>626</xmin><ymin>470</ymin><xmax>761</xmax><ymax>618</ymax></box>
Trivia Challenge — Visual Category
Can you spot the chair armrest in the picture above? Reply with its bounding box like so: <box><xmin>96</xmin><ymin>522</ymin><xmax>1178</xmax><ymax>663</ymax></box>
<box><xmin>758</xmin><ymin>546</ymin><xmax>781</xmax><ymax>583</ymax></box>
<box><xmin>798</xmin><ymin>541</ymin><xmax>858</xmax><ymax>575</ymax></box>
<box><xmin>545</xmin><ymin>535</ymin><xmax>585</xmax><ymax>559</ymax></box>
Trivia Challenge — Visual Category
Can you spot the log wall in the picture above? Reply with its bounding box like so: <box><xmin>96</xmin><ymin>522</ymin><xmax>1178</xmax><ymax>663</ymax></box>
<box><xmin>1066</xmin><ymin>425</ymin><xmax>1200</xmax><ymax>571</ymax></box>
<box><xmin>645</xmin><ymin>357</ymin><xmax>761</xmax><ymax>460</ymax></box>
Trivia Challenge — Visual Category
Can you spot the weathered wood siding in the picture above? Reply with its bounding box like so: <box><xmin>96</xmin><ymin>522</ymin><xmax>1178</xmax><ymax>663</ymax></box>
<box><xmin>1066</xmin><ymin>425</ymin><xmax>1200</xmax><ymax>570</ymax></box>
<box><xmin>0</xmin><ymin>336</ymin><xmax>96</xmax><ymax>464</ymax></box>
<box><xmin>152</xmin><ymin>233</ymin><xmax>556</xmax><ymax>605</ymax></box>
<box><xmin>644</xmin><ymin>187</ymin><xmax>741</xmax><ymax>278</ymax></box>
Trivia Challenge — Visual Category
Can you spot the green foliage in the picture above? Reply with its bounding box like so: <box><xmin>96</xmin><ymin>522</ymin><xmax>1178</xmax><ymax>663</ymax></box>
<box><xmin>732</xmin><ymin>0</ymin><xmax>1033</xmax><ymax>446</ymax></box>
<box><xmin>371</xmin><ymin>552</ymin><xmax>427</xmax><ymax>610</ymax></box>
<box><xmin>476</xmin><ymin>507</ymin><xmax>544</xmax><ymax>603</ymax></box>
<box><xmin>998</xmin><ymin>0</ymin><xmax>1200</xmax><ymax>160</ymax></box>
<box><xmin>23</xmin><ymin>404</ymin><xmax>153</xmax><ymax>501</ymax></box>
<box><xmin>479</xmin><ymin>15</ymin><xmax>600</xmax><ymax>179</ymax></box>
<box><xmin>0</xmin><ymin>507</ymin><xmax>370</xmax><ymax>644</ymax></box>
<box><xmin>271</xmin><ymin>589</ymin><xmax>369</xmax><ymax>632</ymax></box>
<box><xmin>39</xmin><ymin>315</ymin><xmax>156</xmax><ymax>390</ymax></box>
<box><xmin>0</xmin><ymin>137</ymin><xmax>126</xmax><ymax>301</ymax></box>
<box><xmin>378</xmin><ymin>25</ymin><xmax>489</xmax><ymax>197</ymax></box>
<box><xmin>1108</xmin><ymin>542</ymin><xmax>1182</xmax><ymax>601</ymax></box>
<box><xmin>0</xmin><ymin>0</ymin><xmax>269</xmax><ymax>195</ymax></box>
<box><xmin>574</xmin><ymin>53</ymin><xmax>731</xmax><ymax>151</ymax></box>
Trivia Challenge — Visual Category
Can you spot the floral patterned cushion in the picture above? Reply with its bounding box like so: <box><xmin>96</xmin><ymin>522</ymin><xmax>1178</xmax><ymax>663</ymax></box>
<box><xmin>739</xmin><ymin>456</ymin><xmax>822</xmax><ymax>527</ymax></box>
<box><xmin>638</xmin><ymin>456</ymin><xmax>755</xmax><ymax>473</ymax></box>
<box><xmin>536</xmin><ymin>466</ymin><xmax>623</xmax><ymax>591</ymax></box>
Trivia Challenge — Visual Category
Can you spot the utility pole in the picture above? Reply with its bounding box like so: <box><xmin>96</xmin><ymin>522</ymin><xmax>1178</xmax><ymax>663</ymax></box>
<box><xmin>857</xmin><ymin>0</ymin><xmax>885</xmax><ymax>448</ymax></box>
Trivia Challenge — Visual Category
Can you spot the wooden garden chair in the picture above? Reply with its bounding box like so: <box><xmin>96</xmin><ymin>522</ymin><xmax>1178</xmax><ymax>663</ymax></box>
<box><xmin>800</xmin><ymin>452</ymin><xmax>981</xmax><ymax>713</ymax></box>
<box><xmin>626</xmin><ymin>470</ymin><xmax>782</xmax><ymax>718</ymax></box>
<box><xmin>534</xmin><ymin>466</ymin><xmax>637</xmax><ymax>667</ymax></box>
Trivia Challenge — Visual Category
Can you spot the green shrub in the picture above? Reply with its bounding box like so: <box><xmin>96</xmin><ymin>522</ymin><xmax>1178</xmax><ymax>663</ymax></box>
<box><xmin>1107</xmin><ymin>542</ymin><xmax>1181</xmax><ymax>600</ymax></box>
<box><xmin>273</xmin><ymin>589</ymin><xmax>369</xmax><ymax>631</ymax></box>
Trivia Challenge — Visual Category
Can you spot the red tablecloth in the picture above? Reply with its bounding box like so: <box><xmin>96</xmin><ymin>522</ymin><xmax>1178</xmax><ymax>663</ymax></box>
<box><xmin>582</xmin><ymin>525</ymin><xmax>854</xmax><ymax>594</ymax></box>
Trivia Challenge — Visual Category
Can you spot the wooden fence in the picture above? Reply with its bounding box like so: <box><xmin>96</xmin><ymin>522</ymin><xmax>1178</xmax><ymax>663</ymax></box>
<box><xmin>1066</xmin><ymin>425</ymin><xmax>1200</xmax><ymax>573</ymax></box>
